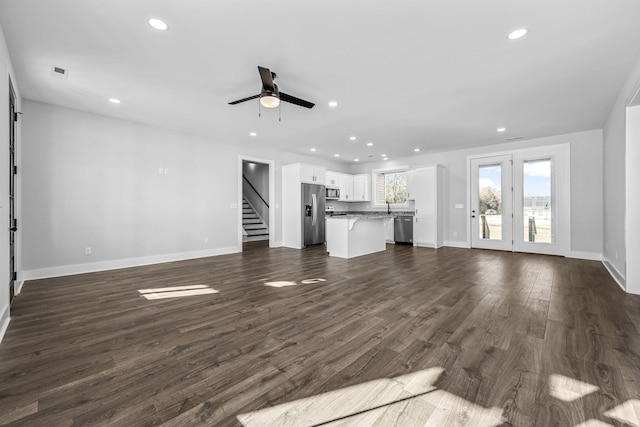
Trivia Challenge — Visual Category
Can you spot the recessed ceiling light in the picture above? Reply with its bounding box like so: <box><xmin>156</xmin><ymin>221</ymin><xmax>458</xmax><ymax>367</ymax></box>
<box><xmin>350</xmin><ymin>136</ymin><xmax>357</xmax><ymax>141</ymax></box>
<box><xmin>310</xmin><ymin>148</ymin><xmax>316</xmax><ymax>152</ymax></box>
<box><xmin>249</xmin><ymin>132</ymin><xmax>257</xmax><ymax>136</ymax></box>
<box><xmin>328</xmin><ymin>101</ymin><xmax>338</xmax><ymax>107</ymax></box>
<box><xmin>109</xmin><ymin>98</ymin><xmax>121</xmax><ymax>104</ymax></box>
<box><xmin>414</xmin><ymin>148</ymin><xmax>420</xmax><ymax>152</ymax></box>
<box><xmin>383</xmin><ymin>157</ymin><xmax>389</xmax><ymax>161</ymax></box>
<box><xmin>381</xmin><ymin>154</ymin><xmax>386</xmax><ymax>157</ymax></box>
<box><xmin>354</xmin><ymin>159</ymin><xmax>359</xmax><ymax>162</ymax></box>
<box><xmin>508</xmin><ymin>28</ymin><xmax>528</xmax><ymax>40</ymax></box>
<box><xmin>367</xmin><ymin>142</ymin><xmax>373</xmax><ymax>146</ymax></box>
<box><xmin>497</xmin><ymin>127</ymin><xmax>506</xmax><ymax>132</ymax></box>
<box><xmin>334</xmin><ymin>153</ymin><xmax>340</xmax><ymax>157</ymax></box>
<box><xmin>148</xmin><ymin>18</ymin><xmax>168</xmax><ymax>31</ymax></box>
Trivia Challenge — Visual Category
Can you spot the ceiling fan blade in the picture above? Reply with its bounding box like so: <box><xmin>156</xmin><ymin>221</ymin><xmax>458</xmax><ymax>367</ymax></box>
<box><xmin>228</xmin><ymin>94</ymin><xmax>260</xmax><ymax>105</ymax></box>
<box><xmin>258</xmin><ymin>66</ymin><xmax>275</xmax><ymax>90</ymax></box>
<box><xmin>279</xmin><ymin>92</ymin><xmax>315</xmax><ymax>109</ymax></box>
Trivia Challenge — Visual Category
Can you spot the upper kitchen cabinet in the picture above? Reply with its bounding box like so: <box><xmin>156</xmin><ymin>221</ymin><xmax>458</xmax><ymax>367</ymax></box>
<box><xmin>297</xmin><ymin>164</ymin><xmax>326</xmax><ymax>184</ymax></box>
<box><xmin>413</xmin><ymin>165</ymin><xmax>443</xmax><ymax>248</ymax></box>
<box><xmin>353</xmin><ymin>174</ymin><xmax>370</xmax><ymax>202</ymax></box>
<box><xmin>406</xmin><ymin>169</ymin><xmax>416</xmax><ymax>200</ymax></box>
<box><xmin>326</xmin><ymin>172</ymin><xmax>339</xmax><ymax>187</ymax></box>
<box><xmin>325</xmin><ymin>172</ymin><xmax>369</xmax><ymax>202</ymax></box>
<box><xmin>339</xmin><ymin>174</ymin><xmax>354</xmax><ymax>201</ymax></box>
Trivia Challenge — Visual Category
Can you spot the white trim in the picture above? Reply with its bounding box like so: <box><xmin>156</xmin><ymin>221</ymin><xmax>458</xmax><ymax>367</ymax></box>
<box><xmin>272</xmin><ymin>240</ymin><xmax>283</xmax><ymax>248</ymax></box>
<box><xmin>371</xmin><ymin>165</ymin><xmax>410</xmax><ymax>208</ymax></box>
<box><xmin>0</xmin><ymin>304</ymin><xmax>9</xmax><ymax>344</ymax></box>
<box><xmin>603</xmin><ymin>256</ymin><xmax>627</xmax><ymax>292</ymax></box>
<box><xmin>567</xmin><ymin>251</ymin><xmax>602</xmax><ymax>261</ymax></box>
<box><xmin>15</xmin><ymin>273</ymin><xmax>25</xmax><ymax>295</ymax></box>
<box><xmin>444</xmin><ymin>241</ymin><xmax>469</xmax><ymax>249</ymax></box>
<box><xmin>22</xmin><ymin>246</ymin><xmax>239</xmax><ymax>281</ymax></box>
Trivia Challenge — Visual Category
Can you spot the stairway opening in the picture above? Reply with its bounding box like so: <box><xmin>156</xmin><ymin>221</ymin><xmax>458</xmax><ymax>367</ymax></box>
<box><xmin>242</xmin><ymin>160</ymin><xmax>270</xmax><ymax>243</ymax></box>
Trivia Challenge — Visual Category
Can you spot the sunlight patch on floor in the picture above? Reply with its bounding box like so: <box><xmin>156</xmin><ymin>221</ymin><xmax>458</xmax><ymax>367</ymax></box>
<box><xmin>264</xmin><ymin>278</ymin><xmax>327</xmax><ymax>288</ymax></box>
<box><xmin>237</xmin><ymin>367</ymin><xmax>505</xmax><ymax>427</ymax></box>
<box><xmin>549</xmin><ymin>374</ymin><xmax>599</xmax><ymax>402</ymax></box>
<box><xmin>575</xmin><ymin>419</ymin><xmax>613</xmax><ymax>427</ymax></box>
<box><xmin>604</xmin><ymin>399</ymin><xmax>640</xmax><ymax>427</ymax></box>
<box><xmin>138</xmin><ymin>285</ymin><xmax>219</xmax><ymax>300</ymax></box>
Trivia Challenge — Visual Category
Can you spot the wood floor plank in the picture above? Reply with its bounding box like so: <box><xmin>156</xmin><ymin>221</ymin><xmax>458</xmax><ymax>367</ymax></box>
<box><xmin>1</xmin><ymin>243</ymin><xmax>639</xmax><ymax>426</ymax></box>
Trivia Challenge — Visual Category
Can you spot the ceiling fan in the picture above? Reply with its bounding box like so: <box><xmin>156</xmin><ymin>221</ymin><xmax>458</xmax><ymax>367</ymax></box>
<box><xmin>229</xmin><ymin>66</ymin><xmax>315</xmax><ymax>109</ymax></box>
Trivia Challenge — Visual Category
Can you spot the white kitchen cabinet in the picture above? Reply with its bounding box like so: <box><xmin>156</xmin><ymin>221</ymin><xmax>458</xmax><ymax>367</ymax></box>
<box><xmin>325</xmin><ymin>172</ymin><xmax>339</xmax><ymax>187</ymax></box>
<box><xmin>353</xmin><ymin>174</ymin><xmax>370</xmax><ymax>201</ymax></box>
<box><xmin>385</xmin><ymin>218</ymin><xmax>395</xmax><ymax>242</ymax></box>
<box><xmin>281</xmin><ymin>163</ymin><xmax>327</xmax><ymax>249</ymax></box>
<box><xmin>413</xmin><ymin>165</ymin><xmax>443</xmax><ymax>248</ymax></box>
<box><xmin>299</xmin><ymin>164</ymin><xmax>326</xmax><ymax>184</ymax></box>
<box><xmin>339</xmin><ymin>174</ymin><xmax>354</xmax><ymax>201</ymax></box>
<box><xmin>326</xmin><ymin>171</ymin><xmax>368</xmax><ymax>202</ymax></box>
<box><xmin>406</xmin><ymin>169</ymin><xmax>416</xmax><ymax>200</ymax></box>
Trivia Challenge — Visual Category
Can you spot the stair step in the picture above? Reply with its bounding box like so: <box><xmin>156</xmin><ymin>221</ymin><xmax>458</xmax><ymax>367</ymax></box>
<box><xmin>243</xmin><ymin>220</ymin><xmax>263</xmax><ymax>225</ymax></box>
<box><xmin>244</xmin><ymin>223</ymin><xmax>268</xmax><ymax>230</ymax></box>
<box><xmin>243</xmin><ymin>213</ymin><xmax>259</xmax><ymax>218</ymax></box>
<box><xmin>245</xmin><ymin>229</ymin><xmax>269</xmax><ymax>236</ymax></box>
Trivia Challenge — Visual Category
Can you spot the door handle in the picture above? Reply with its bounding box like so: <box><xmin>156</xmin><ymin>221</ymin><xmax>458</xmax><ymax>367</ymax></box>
<box><xmin>471</xmin><ymin>209</ymin><xmax>476</xmax><ymax>218</ymax></box>
<box><xmin>10</xmin><ymin>227</ymin><xmax>17</xmax><ymax>232</ymax></box>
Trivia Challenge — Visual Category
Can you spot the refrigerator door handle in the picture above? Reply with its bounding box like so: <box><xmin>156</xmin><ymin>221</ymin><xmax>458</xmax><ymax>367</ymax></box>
<box><xmin>311</xmin><ymin>193</ymin><xmax>317</xmax><ymax>226</ymax></box>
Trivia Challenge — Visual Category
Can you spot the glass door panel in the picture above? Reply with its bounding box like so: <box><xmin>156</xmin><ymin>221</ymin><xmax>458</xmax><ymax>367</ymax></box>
<box><xmin>478</xmin><ymin>164</ymin><xmax>503</xmax><ymax>240</ymax></box>
<box><xmin>471</xmin><ymin>155</ymin><xmax>513</xmax><ymax>251</ymax></box>
<box><xmin>522</xmin><ymin>158</ymin><xmax>552</xmax><ymax>243</ymax></box>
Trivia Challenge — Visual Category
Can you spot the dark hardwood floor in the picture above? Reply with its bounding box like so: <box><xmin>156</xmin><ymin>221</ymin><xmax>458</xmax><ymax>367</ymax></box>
<box><xmin>1</xmin><ymin>243</ymin><xmax>639</xmax><ymax>426</ymax></box>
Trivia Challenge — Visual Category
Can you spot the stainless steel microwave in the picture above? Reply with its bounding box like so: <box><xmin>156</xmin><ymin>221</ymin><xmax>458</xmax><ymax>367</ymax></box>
<box><xmin>326</xmin><ymin>187</ymin><xmax>340</xmax><ymax>199</ymax></box>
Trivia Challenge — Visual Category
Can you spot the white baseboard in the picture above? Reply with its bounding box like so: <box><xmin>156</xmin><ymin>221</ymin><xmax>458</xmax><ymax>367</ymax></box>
<box><xmin>271</xmin><ymin>240</ymin><xmax>283</xmax><ymax>248</ymax></box>
<box><xmin>16</xmin><ymin>272</ymin><xmax>25</xmax><ymax>295</ymax></box>
<box><xmin>602</xmin><ymin>257</ymin><xmax>626</xmax><ymax>291</ymax></box>
<box><xmin>444</xmin><ymin>241</ymin><xmax>469</xmax><ymax>249</ymax></box>
<box><xmin>567</xmin><ymin>251</ymin><xmax>602</xmax><ymax>261</ymax></box>
<box><xmin>22</xmin><ymin>246</ymin><xmax>240</xmax><ymax>282</ymax></box>
<box><xmin>0</xmin><ymin>304</ymin><xmax>9</xmax><ymax>344</ymax></box>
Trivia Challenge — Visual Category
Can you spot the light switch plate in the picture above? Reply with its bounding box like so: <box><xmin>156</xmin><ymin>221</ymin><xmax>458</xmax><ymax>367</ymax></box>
<box><xmin>455</xmin><ymin>204</ymin><xmax>464</xmax><ymax>209</ymax></box>
<box><xmin>230</xmin><ymin>203</ymin><xmax>238</xmax><ymax>209</ymax></box>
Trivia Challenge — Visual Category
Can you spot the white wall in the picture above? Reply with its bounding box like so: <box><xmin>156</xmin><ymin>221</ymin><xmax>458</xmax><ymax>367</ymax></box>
<box><xmin>21</xmin><ymin>100</ymin><xmax>344</xmax><ymax>279</ymax></box>
<box><xmin>603</xmin><ymin>53</ymin><xmax>640</xmax><ymax>289</ymax></box>
<box><xmin>0</xmin><ymin>22</ymin><xmax>21</xmax><ymax>342</ymax></box>
<box><xmin>350</xmin><ymin>129</ymin><xmax>604</xmax><ymax>258</ymax></box>
<box><xmin>626</xmin><ymin>105</ymin><xmax>640</xmax><ymax>294</ymax></box>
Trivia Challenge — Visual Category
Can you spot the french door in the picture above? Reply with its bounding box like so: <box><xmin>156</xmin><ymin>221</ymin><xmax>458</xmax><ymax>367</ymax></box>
<box><xmin>471</xmin><ymin>155</ymin><xmax>513</xmax><ymax>251</ymax></box>
<box><xmin>470</xmin><ymin>145</ymin><xmax>570</xmax><ymax>256</ymax></box>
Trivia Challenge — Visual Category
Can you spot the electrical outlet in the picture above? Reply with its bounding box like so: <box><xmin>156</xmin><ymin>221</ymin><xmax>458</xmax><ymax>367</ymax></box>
<box><xmin>85</xmin><ymin>247</ymin><xmax>92</xmax><ymax>256</ymax></box>
<box><xmin>164</xmin><ymin>168</ymin><xmax>169</xmax><ymax>175</ymax></box>
<box><xmin>204</xmin><ymin>237</ymin><xmax>209</xmax><ymax>243</ymax></box>
<box><xmin>453</xmin><ymin>231</ymin><xmax>457</xmax><ymax>237</ymax></box>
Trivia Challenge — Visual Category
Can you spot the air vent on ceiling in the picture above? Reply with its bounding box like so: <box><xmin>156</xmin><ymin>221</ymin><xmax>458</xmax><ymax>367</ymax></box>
<box><xmin>505</xmin><ymin>136</ymin><xmax>524</xmax><ymax>142</ymax></box>
<box><xmin>51</xmin><ymin>65</ymin><xmax>69</xmax><ymax>79</ymax></box>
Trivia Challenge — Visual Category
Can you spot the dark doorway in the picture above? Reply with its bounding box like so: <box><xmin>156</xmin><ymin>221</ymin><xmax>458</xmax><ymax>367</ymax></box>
<box><xmin>9</xmin><ymin>78</ymin><xmax>17</xmax><ymax>303</ymax></box>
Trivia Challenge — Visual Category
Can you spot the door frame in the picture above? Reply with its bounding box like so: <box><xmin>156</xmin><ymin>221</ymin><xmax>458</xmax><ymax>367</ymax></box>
<box><xmin>237</xmin><ymin>155</ymin><xmax>276</xmax><ymax>250</ymax></box>
<box><xmin>466</xmin><ymin>143</ymin><xmax>571</xmax><ymax>255</ymax></box>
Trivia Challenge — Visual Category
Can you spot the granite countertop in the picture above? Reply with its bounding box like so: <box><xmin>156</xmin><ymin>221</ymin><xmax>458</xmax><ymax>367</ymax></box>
<box><xmin>326</xmin><ymin>211</ymin><xmax>414</xmax><ymax>219</ymax></box>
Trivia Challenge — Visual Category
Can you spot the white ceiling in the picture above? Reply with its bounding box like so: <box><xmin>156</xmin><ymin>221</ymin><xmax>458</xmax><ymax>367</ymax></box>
<box><xmin>2</xmin><ymin>0</ymin><xmax>640</xmax><ymax>164</ymax></box>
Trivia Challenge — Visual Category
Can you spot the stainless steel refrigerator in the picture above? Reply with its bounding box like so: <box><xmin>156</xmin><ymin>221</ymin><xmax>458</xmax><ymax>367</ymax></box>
<box><xmin>301</xmin><ymin>183</ymin><xmax>326</xmax><ymax>247</ymax></box>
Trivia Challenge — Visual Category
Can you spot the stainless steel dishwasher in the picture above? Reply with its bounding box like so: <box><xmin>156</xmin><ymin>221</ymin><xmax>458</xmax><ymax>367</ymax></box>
<box><xmin>394</xmin><ymin>216</ymin><xmax>414</xmax><ymax>244</ymax></box>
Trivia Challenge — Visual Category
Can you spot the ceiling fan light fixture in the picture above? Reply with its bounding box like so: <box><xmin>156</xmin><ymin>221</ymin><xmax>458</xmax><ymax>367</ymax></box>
<box><xmin>260</xmin><ymin>95</ymin><xmax>280</xmax><ymax>109</ymax></box>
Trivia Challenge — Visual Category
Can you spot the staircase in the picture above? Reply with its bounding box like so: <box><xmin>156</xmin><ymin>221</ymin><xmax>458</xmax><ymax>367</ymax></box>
<box><xmin>242</xmin><ymin>198</ymin><xmax>269</xmax><ymax>242</ymax></box>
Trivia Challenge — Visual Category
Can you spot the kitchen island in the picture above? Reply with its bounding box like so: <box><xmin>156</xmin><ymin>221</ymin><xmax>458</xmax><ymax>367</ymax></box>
<box><xmin>326</xmin><ymin>214</ymin><xmax>395</xmax><ymax>259</ymax></box>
